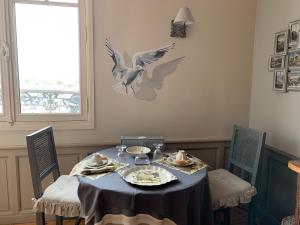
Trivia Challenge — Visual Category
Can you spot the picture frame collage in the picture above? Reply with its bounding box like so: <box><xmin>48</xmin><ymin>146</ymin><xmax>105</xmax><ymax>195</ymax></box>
<box><xmin>269</xmin><ymin>20</ymin><xmax>300</xmax><ymax>92</ymax></box>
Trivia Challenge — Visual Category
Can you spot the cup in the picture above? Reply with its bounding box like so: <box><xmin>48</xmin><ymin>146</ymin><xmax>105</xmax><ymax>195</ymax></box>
<box><xmin>176</xmin><ymin>150</ymin><xmax>188</xmax><ymax>161</ymax></box>
<box><xmin>135</xmin><ymin>154</ymin><xmax>150</xmax><ymax>165</ymax></box>
<box><xmin>153</xmin><ymin>143</ymin><xmax>163</xmax><ymax>161</ymax></box>
<box><xmin>116</xmin><ymin>145</ymin><xmax>127</xmax><ymax>164</ymax></box>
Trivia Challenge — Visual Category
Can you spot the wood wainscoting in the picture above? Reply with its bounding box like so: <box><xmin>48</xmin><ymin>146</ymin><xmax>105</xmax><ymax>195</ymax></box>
<box><xmin>0</xmin><ymin>140</ymin><xmax>230</xmax><ymax>225</ymax></box>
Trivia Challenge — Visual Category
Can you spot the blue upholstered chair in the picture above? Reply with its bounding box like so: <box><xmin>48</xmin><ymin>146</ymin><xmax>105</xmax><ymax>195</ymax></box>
<box><xmin>208</xmin><ymin>125</ymin><xmax>266</xmax><ymax>225</ymax></box>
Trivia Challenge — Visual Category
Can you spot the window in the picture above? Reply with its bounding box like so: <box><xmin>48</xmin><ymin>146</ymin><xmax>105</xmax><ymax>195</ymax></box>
<box><xmin>15</xmin><ymin>2</ymin><xmax>80</xmax><ymax>114</ymax></box>
<box><xmin>0</xmin><ymin>1</ymin><xmax>8</xmax><ymax>120</ymax></box>
<box><xmin>0</xmin><ymin>0</ymin><xmax>94</xmax><ymax>129</ymax></box>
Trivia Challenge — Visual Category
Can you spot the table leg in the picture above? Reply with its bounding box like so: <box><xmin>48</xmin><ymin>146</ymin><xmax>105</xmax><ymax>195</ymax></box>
<box><xmin>296</xmin><ymin>174</ymin><xmax>300</xmax><ymax>225</ymax></box>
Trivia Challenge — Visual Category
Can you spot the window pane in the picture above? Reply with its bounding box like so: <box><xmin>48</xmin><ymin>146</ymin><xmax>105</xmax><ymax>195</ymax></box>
<box><xmin>15</xmin><ymin>3</ymin><xmax>80</xmax><ymax>114</ymax></box>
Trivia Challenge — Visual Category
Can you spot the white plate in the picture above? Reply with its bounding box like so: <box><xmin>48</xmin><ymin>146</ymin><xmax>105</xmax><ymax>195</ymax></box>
<box><xmin>85</xmin><ymin>158</ymin><xmax>112</xmax><ymax>168</ymax></box>
<box><xmin>126</xmin><ymin>146</ymin><xmax>151</xmax><ymax>157</ymax></box>
<box><xmin>166</xmin><ymin>156</ymin><xmax>194</xmax><ymax>167</ymax></box>
<box><xmin>118</xmin><ymin>165</ymin><xmax>177</xmax><ymax>186</ymax></box>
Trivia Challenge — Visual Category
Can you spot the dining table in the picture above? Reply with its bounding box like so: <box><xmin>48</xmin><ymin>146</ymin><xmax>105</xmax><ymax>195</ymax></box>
<box><xmin>76</xmin><ymin>148</ymin><xmax>214</xmax><ymax>225</ymax></box>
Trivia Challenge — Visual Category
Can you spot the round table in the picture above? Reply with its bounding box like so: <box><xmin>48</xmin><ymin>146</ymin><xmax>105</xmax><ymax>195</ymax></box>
<box><xmin>77</xmin><ymin>148</ymin><xmax>213</xmax><ymax>225</ymax></box>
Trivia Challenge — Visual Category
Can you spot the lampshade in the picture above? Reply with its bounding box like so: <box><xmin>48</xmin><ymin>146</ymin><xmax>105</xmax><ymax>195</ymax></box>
<box><xmin>173</xmin><ymin>7</ymin><xmax>194</xmax><ymax>25</ymax></box>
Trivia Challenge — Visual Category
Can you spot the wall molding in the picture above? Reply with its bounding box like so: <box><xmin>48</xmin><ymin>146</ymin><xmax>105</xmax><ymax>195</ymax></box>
<box><xmin>0</xmin><ymin>138</ymin><xmax>231</xmax><ymax>151</ymax></box>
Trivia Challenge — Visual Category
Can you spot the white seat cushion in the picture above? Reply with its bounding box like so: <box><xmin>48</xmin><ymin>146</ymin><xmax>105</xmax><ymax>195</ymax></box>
<box><xmin>33</xmin><ymin>175</ymin><xmax>83</xmax><ymax>217</ymax></box>
<box><xmin>208</xmin><ymin>169</ymin><xmax>257</xmax><ymax>210</ymax></box>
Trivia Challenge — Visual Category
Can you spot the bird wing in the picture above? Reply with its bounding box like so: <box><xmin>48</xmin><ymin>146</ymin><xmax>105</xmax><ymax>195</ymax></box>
<box><xmin>105</xmin><ymin>39</ymin><xmax>128</xmax><ymax>80</ymax></box>
<box><xmin>132</xmin><ymin>43</ymin><xmax>175</xmax><ymax>68</ymax></box>
<box><xmin>151</xmin><ymin>57</ymin><xmax>185</xmax><ymax>89</ymax></box>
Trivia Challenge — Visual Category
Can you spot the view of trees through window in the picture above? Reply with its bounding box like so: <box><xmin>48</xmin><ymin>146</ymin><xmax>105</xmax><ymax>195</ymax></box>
<box><xmin>15</xmin><ymin>2</ymin><xmax>81</xmax><ymax>114</ymax></box>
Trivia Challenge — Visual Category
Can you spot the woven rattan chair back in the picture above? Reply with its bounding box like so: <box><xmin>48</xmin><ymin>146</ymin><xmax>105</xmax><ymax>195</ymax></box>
<box><xmin>26</xmin><ymin>126</ymin><xmax>60</xmax><ymax>199</ymax></box>
<box><xmin>227</xmin><ymin>125</ymin><xmax>266</xmax><ymax>185</ymax></box>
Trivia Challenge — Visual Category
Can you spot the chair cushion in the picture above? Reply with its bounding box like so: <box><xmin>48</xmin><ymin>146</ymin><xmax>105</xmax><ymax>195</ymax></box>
<box><xmin>281</xmin><ymin>215</ymin><xmax>295</xmax><ymax>225</ymax></box>
<box><xmin>208</xmin><ymin>169</ymin><xmax>257</xmax><ymax>210</ymax></box>
<box><xmin>33</xmin><ymin>175</ymin><xmax>83</xmax><ymax>217</ymax></box>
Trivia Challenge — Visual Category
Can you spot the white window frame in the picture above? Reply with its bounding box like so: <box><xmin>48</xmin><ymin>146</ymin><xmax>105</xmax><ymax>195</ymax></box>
<box><xmin>0</xmin><ymin>0</ymin><xmax>94</xmax><ymax>130</ymax></box>
<box><xmin>0</xmin><ymin>0</ymin><xmax>14</xmax><ymax>124</ymax></box>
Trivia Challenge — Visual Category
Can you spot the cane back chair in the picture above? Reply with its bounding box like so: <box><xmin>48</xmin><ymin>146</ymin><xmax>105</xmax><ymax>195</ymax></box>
<box><xmin>26</xmin><ymin>126</ymin><xmax>82</xmax><ymax>225</ymax></box>
<box><xmin>208</xmin><ymin>125</ymin><xmax>266</xmax><ymax>225</ymax></box>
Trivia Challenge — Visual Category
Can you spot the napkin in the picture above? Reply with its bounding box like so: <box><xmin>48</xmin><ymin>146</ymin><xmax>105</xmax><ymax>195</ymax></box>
<box><xmin>80</xmin><ymin>163</ymin><xmax>115</xmax><ymax>175</ymax></box>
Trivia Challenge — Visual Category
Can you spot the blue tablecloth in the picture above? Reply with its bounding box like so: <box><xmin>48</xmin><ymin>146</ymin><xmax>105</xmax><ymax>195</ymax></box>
<box><xmin>77</xmin><ymin>148</ymin><xmax>213</xmax><ymax>225</ymax></box>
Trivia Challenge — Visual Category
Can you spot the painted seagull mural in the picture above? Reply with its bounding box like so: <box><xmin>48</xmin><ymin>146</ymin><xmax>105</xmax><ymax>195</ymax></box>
<box><xmin>105</xmin><ymin>39</ymin><xmax>175</xmax><ymax>95</ymax></box>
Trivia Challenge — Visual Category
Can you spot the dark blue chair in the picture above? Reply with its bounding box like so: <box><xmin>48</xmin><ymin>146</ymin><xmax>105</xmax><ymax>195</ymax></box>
<box><xmin>208</xmin><ymin>125</ymin><xmax>266</xmax><ymax>225</ymax></box>
<box><xmin>26</xmin><ymin>126</ymin><xmax>82</xmax><ymax>225</ymax></box>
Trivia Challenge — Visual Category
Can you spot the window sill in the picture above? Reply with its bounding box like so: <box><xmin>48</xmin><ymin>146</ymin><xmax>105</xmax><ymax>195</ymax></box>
<box><xmin>0</xmin><ymin>118</ymin><xmax>95</xmax><ymax>130</ymax></box>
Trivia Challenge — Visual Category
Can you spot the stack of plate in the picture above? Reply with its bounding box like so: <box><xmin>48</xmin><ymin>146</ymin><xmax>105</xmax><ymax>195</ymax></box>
<box><xmin>166</xmin><ymin>154</ymin><xmax>195</xmax><ymax>167</ymax></box>
<box><xmin>85</xmin><ymin>158</ymin><xmax>112</xmax><ymax>169</ymax></box>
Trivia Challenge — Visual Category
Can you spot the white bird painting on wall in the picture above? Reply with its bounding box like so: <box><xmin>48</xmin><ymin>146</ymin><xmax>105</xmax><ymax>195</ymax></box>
<box><xmin>105</xmin><ymin>39</ymin><xmax>175</xmax><ymax>95</ymax></box>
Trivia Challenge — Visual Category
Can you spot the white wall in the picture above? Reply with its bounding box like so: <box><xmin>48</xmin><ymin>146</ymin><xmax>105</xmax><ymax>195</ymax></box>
<box><xmin>0</xmin><ymin>0</ymin><xmax>256</xmax><ymax>147</ymax></box>
<box><xmin>250</xmin><ymin>0</ymin><xmax>300</xmax><ymax>156</ymax></box>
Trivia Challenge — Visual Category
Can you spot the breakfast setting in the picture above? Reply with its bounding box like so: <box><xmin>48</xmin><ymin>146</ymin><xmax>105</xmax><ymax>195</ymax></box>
<box><xmin>155</xmin><ymin>149</ymin><xmax>208</xmax><ymax>175</ymax></box>
<box><xmin>69</xmin><ymin>152</ymin><xmax>128</xmax><ymax>180</ymax></box>
<box><xmin>70</xmin><ymin>144</ymin><xmax>208</xmax><ymax>185</ymax></box>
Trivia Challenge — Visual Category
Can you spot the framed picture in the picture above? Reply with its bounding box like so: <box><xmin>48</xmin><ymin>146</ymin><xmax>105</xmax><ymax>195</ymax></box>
<box><xmin>273</xmin><ymin>69</ymin><xmax>287</xmax><ymax>92</ymax></box>
<box><xmin>287</xmin><ymin>72</ymin><xmax>300</xmax><ymax>91</ymax></box>
<box><xmin>288</xmin><ymin>49</ymin><xmax>300</xmax><ymax>70</ymax></box>
<box><xmin>268</xmin><ymin>54</ymin><xmax>285</xmax><ymax>71</ymax></box>
<box><xmin>274</xmin><ymin>30</ymin><xmax>288</xmax><ymax>54</ymax></box>
<box><xmin>289</xmin><ymin>20</ymin><xmax>300</xmax><ymax>48</ymax></box>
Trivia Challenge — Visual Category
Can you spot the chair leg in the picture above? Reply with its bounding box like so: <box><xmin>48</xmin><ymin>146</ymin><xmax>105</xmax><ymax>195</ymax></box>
<box><xmin>36</xmin><ymin>212</ymin><xmax>45</xmax><ymax>225</ymax></box>
<box><xmin>56</xmin><ymin>215</ymin><xmax>63</xmax><ymax>225</ymax></box>
<box><xmin>74</xmin><ymin>217</ymin><xmax>82</xmax><ymax>225</ymax></box>
<box><xmin>214</xmin><ymin>210</ymin><xmax>222</xmax><ymax>225</ymax></box>
<box><xmin>223</xmin><ymin>208</ymin><xmax>231</xmax><ymax>225</ymax></box>
<box><xmin>247</xmin><ymin>197</ymin><xmax>257</xmax><ymax>225</ymax></box>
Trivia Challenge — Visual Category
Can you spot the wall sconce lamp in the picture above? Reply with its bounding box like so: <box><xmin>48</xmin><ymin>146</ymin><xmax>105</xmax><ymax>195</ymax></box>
<box><xmin>170</xmin><ymin>7</ymin><xmax>194</xmax><ymax>38</ymax></box>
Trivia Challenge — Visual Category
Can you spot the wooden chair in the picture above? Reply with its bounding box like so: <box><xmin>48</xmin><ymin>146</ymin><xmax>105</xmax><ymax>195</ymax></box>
<box><xmin>26</xmin><ymin>126</ymin><xmax>82</xmax><ymax>225</ymax></box>
<box><xmin>281</xmin><ymin>160</ymin><xmax>300</xmax><ymax>225</ymax></box>
<box><xmin>208</xmin><ymin>125</ymin><xmax>266</xmax><ymax>225</ymax></box>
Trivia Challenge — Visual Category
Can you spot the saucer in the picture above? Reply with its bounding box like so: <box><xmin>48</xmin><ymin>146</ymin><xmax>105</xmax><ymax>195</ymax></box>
<box><xmin>166</xmin><ymin>156</ymin><xmax>194</xmax><ymax>167</ymax></box>
<box><xmin>86</xmin><ymin>158</ymin><xmax>111</xmax><ymax>168</ymax></box>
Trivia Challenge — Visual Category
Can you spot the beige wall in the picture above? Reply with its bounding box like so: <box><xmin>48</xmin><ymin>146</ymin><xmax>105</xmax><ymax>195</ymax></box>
<box><xmin>249</xmin><ymin>0</ymin><xmax>300</xmax><ymax>157</ymax></box>
<box><xmin>0</xmin><ymin>0</ymin><xmax>256</xmax><ymax>147</ymax></box>
<box><xmin>0</xmin><ymin>1</ymin><xmax>257</xmax><ymax>223</ymax></box>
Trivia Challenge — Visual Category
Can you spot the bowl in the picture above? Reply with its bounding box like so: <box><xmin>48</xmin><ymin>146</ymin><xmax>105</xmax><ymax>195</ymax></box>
<box><xmin>126</xmin><ymin>146</ymin><xmax>151</xmax><ymax>157</ymax></box>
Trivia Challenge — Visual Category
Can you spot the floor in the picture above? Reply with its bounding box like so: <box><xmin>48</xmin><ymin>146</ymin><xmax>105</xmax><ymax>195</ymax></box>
<box><xmin>231</xmin><ymin>207</ymin><xmax>248</xmax><ymax>225</ymax></box>
<box><xmin>10</xmin><ymin>208</ymin><xmax>248</xmax><ymax>225</ymax></box>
